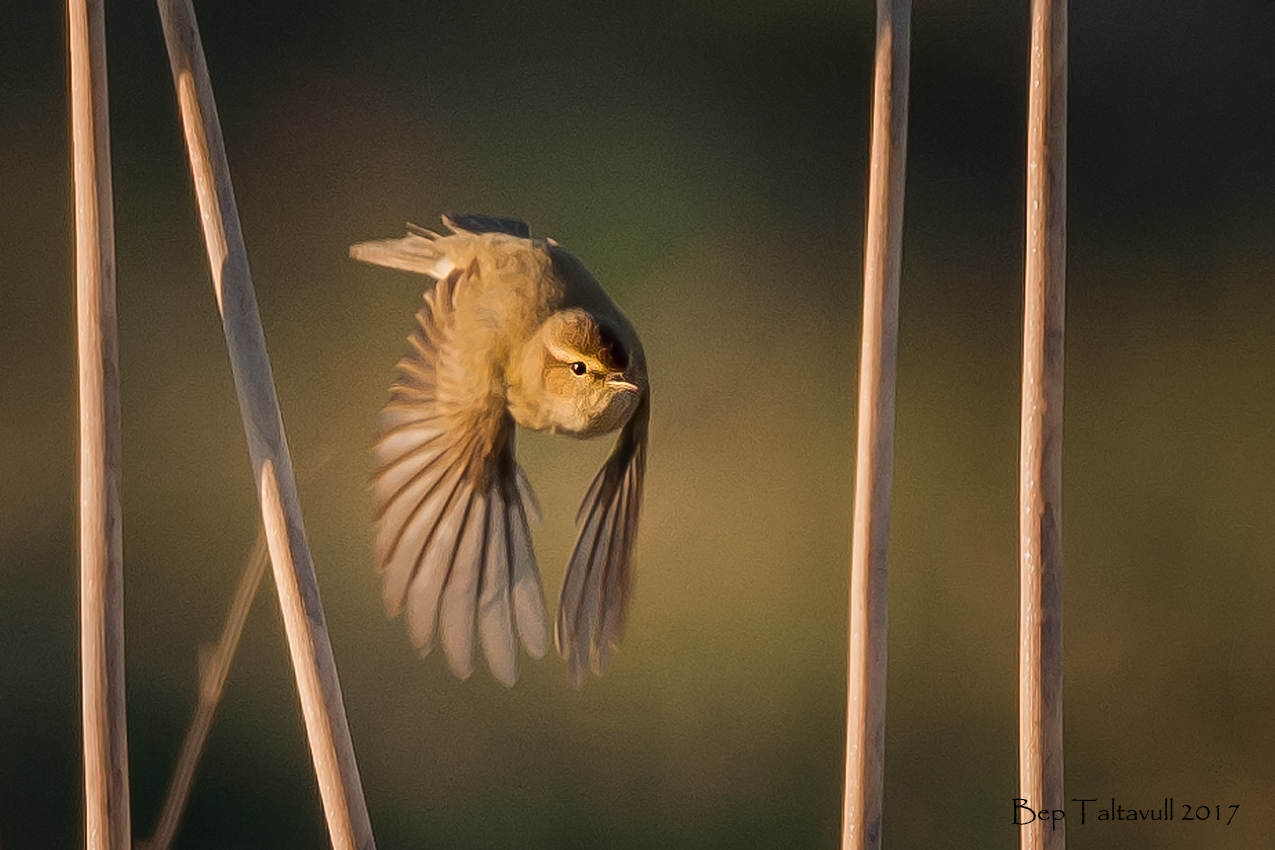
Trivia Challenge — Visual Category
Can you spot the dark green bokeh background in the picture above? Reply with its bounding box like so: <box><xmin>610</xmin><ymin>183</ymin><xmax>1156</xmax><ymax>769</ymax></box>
<box><xmin>3</xmin><ymin>1</ymin><xmax>1275</xmax><ymax>847</ymax></box>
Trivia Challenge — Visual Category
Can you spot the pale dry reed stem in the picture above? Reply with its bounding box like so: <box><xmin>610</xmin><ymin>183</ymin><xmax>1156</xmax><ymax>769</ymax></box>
<box><xmin>69</xmin><ymin>0</ymin><xmax>132</xmax><ymax>846</ymax></box>
<box><xmin>145</xmin><ymin>530</ymin><xmax>270</xmax><ymax>850</ymax></box>
<box><xmin>1018</xmin><ymin>0</ymin><xmax>1067</xmax><ymax>848</ymax></box>
<box><xmin>154</xmin><ymin>1</ymin><xmax>376</xmax><ymax>846</ymax></box>
<box><xmin>842</xmin><ymin>1</ymin><xmax>910</xmax><ymax>849</ymax></box>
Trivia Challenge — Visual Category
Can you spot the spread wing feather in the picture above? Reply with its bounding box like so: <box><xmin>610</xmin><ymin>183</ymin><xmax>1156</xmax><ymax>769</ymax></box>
<box><xmin>370</xmin><ymin>267</ymin><xmax>548</xmax><ymax>685</ymax></box>
<box><xmin>556</xmin><ymin>395</ymin><xmax>649</xmax><ymax>684</ymax></box>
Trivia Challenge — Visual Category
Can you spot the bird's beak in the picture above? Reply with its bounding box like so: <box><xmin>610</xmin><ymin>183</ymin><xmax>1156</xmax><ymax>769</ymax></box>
<box><xmin>607</xmin><ymin>376</ymin><xmax>640</xmax><ymax>393</ymax></box>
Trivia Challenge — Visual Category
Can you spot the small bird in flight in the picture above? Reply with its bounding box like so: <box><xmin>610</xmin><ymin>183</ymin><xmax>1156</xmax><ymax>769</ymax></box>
<box><xmin>351</xmin><ymin>213</ymin><xmax>649</xmax><ymax>685</ymax></box>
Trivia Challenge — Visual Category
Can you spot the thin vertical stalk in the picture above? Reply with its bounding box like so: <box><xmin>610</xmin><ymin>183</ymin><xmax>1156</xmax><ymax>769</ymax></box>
<box><xmin>146</xmin><ymin>530</ymin><xmax>270</xmax><ymax>850</ymax></box>
<box><xmin>153</xmin><ymin>1</ymin><xmax>375</xmax><ymax>847</ymax></box>
<box><xmin>69</xmin><ymin>0</ymin><xmax>132</xmax><ymax>847</ymax></box>
<box><xmin>842</xmin><ymin>1</ymin><xmax>910</xmax><ymax>848</ymax></box>
<box><xmin>1019</xmin><ymin>0</ymin><xmax>1067</xmax><ymax>848</ymax></box>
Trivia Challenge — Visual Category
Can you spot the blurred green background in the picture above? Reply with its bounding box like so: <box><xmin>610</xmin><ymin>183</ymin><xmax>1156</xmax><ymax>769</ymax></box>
<box><xmin>3</xmin><ymin>0</ymin><xmax>1275</xmax><ymax>847</ymax></box>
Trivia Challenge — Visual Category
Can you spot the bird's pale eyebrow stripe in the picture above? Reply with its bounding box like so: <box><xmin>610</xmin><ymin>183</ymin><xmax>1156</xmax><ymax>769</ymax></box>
<box><xmin>543</xmin><ymin>338</ymin><xmax>580</xmax><ymax>365</ymax></box>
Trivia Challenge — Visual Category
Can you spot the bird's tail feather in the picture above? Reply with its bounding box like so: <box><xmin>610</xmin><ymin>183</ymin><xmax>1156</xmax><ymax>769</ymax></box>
<box><xmin>350</xmin><ymin>227</ymin><xmax>456</xmax><ymax>279</ymax></box>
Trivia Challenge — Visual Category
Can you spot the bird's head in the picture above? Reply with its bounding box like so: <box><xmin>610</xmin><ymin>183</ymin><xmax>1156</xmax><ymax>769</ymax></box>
<box><xmin>526</xmin><ymin>309</ymin><xmax>644</xmax><ymax>437</ymax></box>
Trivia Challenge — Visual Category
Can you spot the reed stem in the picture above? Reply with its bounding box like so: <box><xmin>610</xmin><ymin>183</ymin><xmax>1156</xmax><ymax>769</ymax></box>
<box><xmin>145</xmin><ymin>530</ymin><xmax>270</xmax><ymax>850</ymax></box>
<box><xmin>842</xmin><ymin>1</ymin><xmax>910</xmax><ymax>848</ymax></box>
<box><xmin>1018</xmin><ymin>0</ymin><xmax>1067</xmax><ymax>847</ymax></box>
<box><xmin>70</xmin><ymin>0</ymin><xmax>132</xmax><ymax>845</ymax></box>
<box><xmin>154</xmin><ymin>1</ymin><xmax>376</xmax><ymax>845</ymax></box>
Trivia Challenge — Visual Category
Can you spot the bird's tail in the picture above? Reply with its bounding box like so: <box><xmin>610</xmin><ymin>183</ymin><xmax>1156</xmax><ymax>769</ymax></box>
<box><xmin>350</xmin><ymin>213</ymin><xmax>532</xmax><ymax>279</ymax></box>
<box><xmin>350</xmin><ymin>225</ymin><xmax>456</xmax><ymax>279</ymax></box>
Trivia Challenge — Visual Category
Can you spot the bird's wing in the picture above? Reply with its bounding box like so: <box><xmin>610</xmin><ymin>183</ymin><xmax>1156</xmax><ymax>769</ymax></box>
<box><xmin>372</xmin><ymin>268</ymin><xmax>548</xmax><ymax>686</ymax></box>
<box><xmin>556</xmin><ymin>393</ymin><xmax>650</xmax><ymax>684</ymax></box>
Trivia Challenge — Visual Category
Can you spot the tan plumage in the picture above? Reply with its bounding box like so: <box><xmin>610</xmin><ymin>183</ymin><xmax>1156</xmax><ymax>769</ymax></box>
<box><xmin>352</xmin><ymin>213</ymin><xmax>649</xmax><ymax>685</ymax></box>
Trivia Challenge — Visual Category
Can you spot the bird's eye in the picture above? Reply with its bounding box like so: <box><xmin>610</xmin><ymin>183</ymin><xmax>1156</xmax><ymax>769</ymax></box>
<box><xmin>569</xmin><ymin>361</ymin><xmax>588</xmax><ymax>376</ymax></box>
